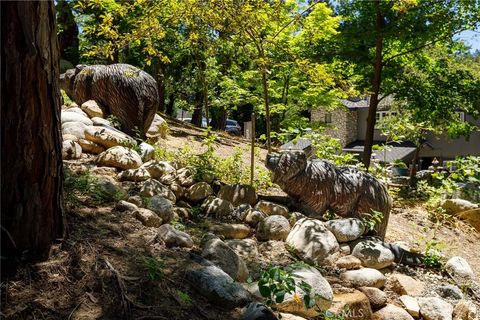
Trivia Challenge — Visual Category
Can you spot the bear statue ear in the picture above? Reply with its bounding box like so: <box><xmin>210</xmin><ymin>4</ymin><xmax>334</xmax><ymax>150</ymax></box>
<box><xmin>74</xmin><ymin>64</ymin><xmax>87</xmax><ymax>74</ymax></box>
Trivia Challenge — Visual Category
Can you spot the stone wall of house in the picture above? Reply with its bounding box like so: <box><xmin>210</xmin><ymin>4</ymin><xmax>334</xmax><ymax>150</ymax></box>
<box><xmin>311</xmin><ymin>108</ymin><xmax>358</xmax><ymax>147</ymax></box>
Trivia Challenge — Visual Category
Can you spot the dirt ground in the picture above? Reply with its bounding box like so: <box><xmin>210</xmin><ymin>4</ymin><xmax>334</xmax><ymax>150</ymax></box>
<box><xmin>1</xmin><ymin>117</ymin><xmax>479</xmax><ymax>319</ymax></box>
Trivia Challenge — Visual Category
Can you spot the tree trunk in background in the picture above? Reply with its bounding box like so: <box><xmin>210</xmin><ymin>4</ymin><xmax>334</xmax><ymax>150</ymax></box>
<box><xmin>154</xmin><ymin>61</ymin><xmax>166</xmax><ymax>113</ymax></box>
<box><xmin>191</xmin><ymin>91</ymin><xmax>203</xmax><ymax>127</ymax></box>
<box><xmin>210</xmin><ymin>106</ymin><xmax>227</xmax><ymax>130</ymax></box>
<box><xmin>363</xmin><ymin>0</ymin><xmax>384</xmax><ymax>170</ymax></box>
<box><xmin>166</xmin><ymin>93</ymin><xmax>175</xmax><ymax>116</ymax></box>
<box><xmin>1</xmin><ymin>1</ymin><xmax>64</xmax><ymax>264</ymax></box>
<box><xmin>56</xmin><ymin>0</ymin><xmax>79</xmax><ymax>66</ymax></box>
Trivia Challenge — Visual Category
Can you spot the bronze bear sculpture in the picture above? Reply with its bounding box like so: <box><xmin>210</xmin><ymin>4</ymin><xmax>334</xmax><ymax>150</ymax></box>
<box><xmin>266</xmin><ymin>151</ymin><xmax>392</xmax><ymax>240</ymax></box>
<box><xmin>60</xmin><ymin>64</ymin><xmax>158</xmax><ymax>135</ymax></box>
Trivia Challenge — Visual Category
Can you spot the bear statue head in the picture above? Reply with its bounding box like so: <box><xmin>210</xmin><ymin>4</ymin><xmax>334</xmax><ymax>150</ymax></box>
<box><xmin>266</xmin><ymin>151</ymin><xmax>308</xmax><ymax>184</ymax></box>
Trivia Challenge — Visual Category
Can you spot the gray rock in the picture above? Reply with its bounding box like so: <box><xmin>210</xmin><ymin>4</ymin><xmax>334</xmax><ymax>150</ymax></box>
<box><xmin>146</xmin><ymin>113</ymin><xmax>168</xmax><ymax>142</ymax></box>
<box><xmin>358</xmin><ymin>287</ymin><xmax>387</xmax><ymax>310</ymax></box>
<box><xmin>81</xmin><ymin>99</ymin><xmax>104</xmax><ymax>118</ymax></box>
<box><xmin>116</xmin><ymin>200</ymin><xmax>139</xmax><ymax>212</ymax></box>
<box><xmin>63</xmin><ymin>106</ymin><xmax>88</xmax><ymax>117</ymax></box>
<box><xmin>445</xmin><ymin>256</ymin><xmax>476</xmax><ymax>282</ymax></box>
<box><xmin>118</xmin><ymin>167</ymin><xmax>151</xmax><ymax>182</ymax></box>
<box><xmin>436</xmin><ymin>285</ymin><xmax>464</xmax><ymax>300</ymax></box>
<box><xmin>127</xmin><ymin>195</ymin><xmax>143</xmax><ymax>206</ymax></box>
<box><xmin>85</xmin><ymin>125</ymin><xmax>136</xmax><ymax>149</ymax></box>
<box><xmin>328</xmin><ymin>289</ymin><xmax>372</xmax><ymax>320</ymax></box>
<box><xmin>139</xmin><ymin>178</ymin><xmax>176</xmax><ymax>202</ymax></box>
<box><xmin>441</xmin><ymin>199</ymin><xmax>478</xmax><ymax>215</ymax></box>
<box><xmin>340</xmin><ymin>268</ymin><xmax>387</xmax><ymax>288</ymax></box>
<box><xmin>351</xmin><ymin>239</ymin><xmax>395</xmax><ymax>269</ymax></box>
<box><xmin>133</xmin><ymin>208</ymin><xmax>162</xmax><ymax>227</ymax></box>
<box><xmin>91</xmin><ymin>117</ymin><xmax>111</xmax><ymax>126</ymax></box>
<box><xmin>61</xmin><ymin>111</ymin><xmax>93</xmax><ymax>125</ymax></box>
<box><xmin>256</xmin><ymin>215</ymin><xmax>291</xmax><ymax>241</ymax></box>
<box><xmin>176</xmin><ymin>167</ymin><xmax>196</xmax><ymax>187</ymax></box>
<box><xmin>210</xmin><ymin>223</ymin><xmax>252</xmax><ymax>239</ymax></box>
<box><xmin>77</xmin><ymin>138</ymin><xmax>104</xmax><ymax>154</ymax></box>
<box><xmin>372</xmin><ymin>304</ymin><xmax>414</xmax><ymax>320</ymax></box>
<box><xmin>96</xmin><ymin>146</ymin><xmax>142</xmax><ymax>170</ymax></box>
<box><xmin>201</xmin><ymin>196</ymin><xmax>234</xmax><ymax>218</ymax></box>
<box><xmin>243</xmin><ymin>302</ymin><xmax>277</xmax><ymax>320</ymax></box>
<box><xmin>232</xmin><ymin>204</ymin><xmax>253</xmax><ymax>221</ymax></box>
<box><xmin>157</xmin><ymin>224</ymin><xmax>193</xmax><ymax>248</ymax></box>
<box><xmin>255</xmin><ymin>200</ymin><xmax>289</xmax><ymax>217</ymax></box>
<box><xmin>226</xmin><ymin>238</ymin><xmax>259</xmax><ymax>259</ymax></box>
<box><xmin>453</xmin><ymin>300</ymin><xmax>478</xmax><ymax>320</ymax></box>
<box><xmin>399</xmin><ymin>295</ymin><xmax>420</xmax><ymax>318</ymax></box>
<box><xmin>94</xmin><ymin>176</ymin><xmax>125</xmax><ymax>202</ymax></box>
<box><xmin>62</xmin><ymin>140</ymin><xmax>82</xmax><ymax>159</ymax></box>
<box><xmin>187</xmin><ymin>182</ymin><xmax>213</xmax><ymax>202</ymax></box>
<box><xmin>147</xmin><ymin>195</ymin><xmax>174</xmax><ymax>223</ymax></box>
<box><xmin>169</xmin><ymin>182</ymin><xmax>185</xmax><ymax>200</ymax></box>
<box><xmin>386</xmin><ymin>273</ymin><xmax>425</xmax><ymax>297</ymax></box>
<box><xmin>142</xmin><ymin>160</ymin><xmax>177</xmax><ymax>184</ymax></box>
<box><xmin>335</xmin><ymin>255</ymin><xmax>362</xmax><ymax>270</ymax></box>
<box><xmin>185</xmin><ymin>255</ymin><xmax>251</xmax><ymax>308</ymax></box>
<box><xmin>418</xmin><ymin>297</ymin><xmax>453</xmax><ymax>320</ymax></box>
<box><xmin>62</xmin><ymin>121</ymin><xmax>87</xmax><ymax>139</ymax></box>
<box><xmin>285</xmin><ymin>218</ymin><xmax>339</xmax><ymax>264</ymax></box>
<box><xmin>218</xmin><ymin>184</ymin><xmax>258</xmax><ymax>206</ymax></box>
<box><xmin>276</xmin><ymin>266</ymin><xmax>333</xmax><ymax>317</ymax></box>
<box><xmin>243</xmin><ymin>208</ymin><xmax>268</xmax><ymax>227</ymax></box>
<box><xmin>139</xmin><ymin>142</ymin><xmax>155</xmax><ymax>162</ymax></box>
<box><xmin>172</xmin><ymin>206</ymin><xmax>190</xmax><ymax>220</ymax></box>
<box><xmin>202</xmin><ymin>236</ymin><xmax>249</xmax><ymax>282</ymax></box>
<box><xmin>325</xmin><ymin>218</ymin><xmax>365</xmax><ymax>243</ymax></box>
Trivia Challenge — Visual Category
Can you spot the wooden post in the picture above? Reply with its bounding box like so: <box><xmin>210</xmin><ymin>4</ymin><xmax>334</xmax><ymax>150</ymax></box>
<box><xmin>250</xmin><ymin>113</ymin><xmax>256</xmax><ymax>185</ymax></box>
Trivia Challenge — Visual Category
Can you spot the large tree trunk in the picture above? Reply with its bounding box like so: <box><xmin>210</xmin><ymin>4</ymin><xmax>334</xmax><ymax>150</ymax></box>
<box><xmin>1</xmin><ymin>1</ymin><xmax>64</xmax><ymax>263</ymax></box>
<box><xmin>363</xmin><ymin>0</ymin><xmax>384</xmax><ymax>170</ymax></box>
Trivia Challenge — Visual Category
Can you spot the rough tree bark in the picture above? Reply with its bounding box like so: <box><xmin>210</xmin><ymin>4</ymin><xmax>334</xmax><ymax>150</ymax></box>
<box><xmin>363</xmin><ymin>0</ymin><xmax>384</xmax><ymax>170</ymax></box>
<box><xmin>154</xmin><ymin>61</ymin><xmax>166</xmax><ymax>113</ymax></box>
<box><xmin>1</xmin><ymin>1</ymin><xmax>64</xmax><ymax>262</ymax></box>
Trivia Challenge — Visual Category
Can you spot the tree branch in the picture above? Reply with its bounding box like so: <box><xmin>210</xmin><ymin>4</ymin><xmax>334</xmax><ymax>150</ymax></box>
<box><xmin>271</xmin><ymin>1</ymin><xmax>322</xmax><ymax>40</ymax></box>
<box><xmin>384</xmin><ymin>29</ymin><xmax>466</xmax><ymax>64</ymax></box>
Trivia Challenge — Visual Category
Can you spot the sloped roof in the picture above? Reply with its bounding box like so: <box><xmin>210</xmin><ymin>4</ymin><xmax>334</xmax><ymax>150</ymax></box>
<box><xmin>343</xmin><ymin>140</ymin><xmax>417</xmax><ymax>163</ymax></box>
<box><xmin>280</xmin><ymin>138</ymin><xmax>314</xmax><ymax>157</ymax></box>
<box><xmin>341</xmin><ymin>96</ymin><xmax>394</xmax><ymax>110</ymax></box>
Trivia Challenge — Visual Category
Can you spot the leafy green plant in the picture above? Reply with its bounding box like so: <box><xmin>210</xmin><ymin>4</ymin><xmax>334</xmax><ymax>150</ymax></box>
<box><xmin>258</xmin><ymin>266</ymin><xmax>315</xmax><ymax>309</ymax></box>
<box><xmin>60</xmin><ymin>89</ymin><xmax>73</xmax><ymax>106</ymax></box>
<box><xmin>63</xmin><ymin>168</ymin><xmax>100</xmax><ymax>206</ymax></box>
<box><xmin>176</xmin><ymin>290</ymin><xmax>191</xmax><ymax>304</ymax></box>
<box><xmin>106</xmin><ymin>114</ymin><xmax>122</xmax><ymax>130</ymax></box>
<box><xmin>141</xmin><ymin>256</ymin><xmax>164</xmax><ymax>281</ymax></box>
<box><xmin>393</xmin><ymin>159</ymin><xmax>408</xmax><ymax>169</ymax></box>
<box><xmin>422</xmin><ymin>238</ymin><xmax>445</xmax><ymax>268</ymax></box>
<box><xmin>361</xmin><ymin>210</ymin><xmax>384</xmax><ymax>232</ymax></box>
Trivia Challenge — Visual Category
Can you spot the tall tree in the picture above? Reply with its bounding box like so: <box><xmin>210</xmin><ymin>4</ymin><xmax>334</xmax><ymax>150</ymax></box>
<box><xmin>336</xmin><ymin>0</ymin><xmax>480</xmax><ymax>169</ymax></box>
<box><xmin>1</xmin><ymin>1</ymin><xmax>64</xmax><ymax>263</ymax></box>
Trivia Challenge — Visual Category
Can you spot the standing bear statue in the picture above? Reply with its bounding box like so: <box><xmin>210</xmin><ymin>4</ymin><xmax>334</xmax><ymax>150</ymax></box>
<box><xmin>266</xmin><ymin>151</ymin><xmax>392</xmax><ymax>240</ymax></box>
<box><xmin>60</xmin><ymin>64</ymin><xmax>158</xmax><ymax>135</ymax></box>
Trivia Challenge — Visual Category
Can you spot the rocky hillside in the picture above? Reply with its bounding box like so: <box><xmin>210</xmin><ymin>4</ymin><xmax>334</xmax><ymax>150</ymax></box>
<box><xmin>1</xmin><ymin>101</ymin><xmax>479</xmax><ymax>320</ymax></box>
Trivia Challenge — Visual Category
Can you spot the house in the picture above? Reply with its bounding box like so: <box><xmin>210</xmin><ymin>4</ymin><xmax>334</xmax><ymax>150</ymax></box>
<box><xmin>310</xmin><ymin>97</ymin><xmax>480</xmax><ymax>169</ymax></box>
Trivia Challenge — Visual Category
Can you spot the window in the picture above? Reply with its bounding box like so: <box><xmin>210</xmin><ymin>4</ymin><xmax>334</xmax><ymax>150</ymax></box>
<box><xmin>324</xmin><ymin>112</ymin><xmax>332</xmax><ymax>124</ymax></box>
<box><xmin>375</xmin><ymin>111</ymin><xmax>395</xmax><ymax>128</ymax></box>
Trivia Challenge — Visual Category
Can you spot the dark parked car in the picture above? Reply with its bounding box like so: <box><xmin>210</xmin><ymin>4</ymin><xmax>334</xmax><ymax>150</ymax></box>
<box><xmin>225</xmin><ymin>119</ymin><xmax>242</xmax><ymax>135</ymax></box>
